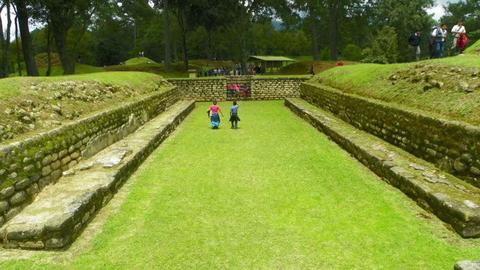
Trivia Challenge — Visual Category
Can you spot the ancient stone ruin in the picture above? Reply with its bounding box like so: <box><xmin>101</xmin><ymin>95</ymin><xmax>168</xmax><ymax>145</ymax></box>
<box><xmin>0</xmin><ymin>75</ymin><xmax>478</xmax><ymax>267</ymax></box>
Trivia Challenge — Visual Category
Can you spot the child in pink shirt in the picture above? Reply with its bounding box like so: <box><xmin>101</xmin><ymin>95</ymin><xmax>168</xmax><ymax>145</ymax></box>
<box><xmin>207</xmin><ymin>100</ymin><xmax>223</xmax><ymax>129</ymax></box>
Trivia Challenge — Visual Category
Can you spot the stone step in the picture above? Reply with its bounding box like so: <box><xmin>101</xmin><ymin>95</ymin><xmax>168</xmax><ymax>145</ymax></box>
<box><xmin>286</xmin><ymin>98</ymin><xmax>480</xmax><ymax>238</ymax></box>
<box><xmin>0</xmin><ymin>100</ymin><xmax>195</xmax><ymax>250</ymax></box>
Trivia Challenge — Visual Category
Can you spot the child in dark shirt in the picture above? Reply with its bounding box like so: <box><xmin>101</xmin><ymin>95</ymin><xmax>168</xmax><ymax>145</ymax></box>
<box><xmin>229</xmin><ymin>101</ymin><xmax>240</xmax><ymax>129</ymax></box>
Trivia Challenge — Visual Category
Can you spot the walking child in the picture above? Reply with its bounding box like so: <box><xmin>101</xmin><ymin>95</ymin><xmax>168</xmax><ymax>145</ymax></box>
<box><xmin>207</xmin><ymin>100</ymin><xmax>223</xmax><ymax>129</ymax></box>
<box><xmin>229</xmin><ymin>101</ymin><xmax>240</xmax><ymax>129</ymax></box>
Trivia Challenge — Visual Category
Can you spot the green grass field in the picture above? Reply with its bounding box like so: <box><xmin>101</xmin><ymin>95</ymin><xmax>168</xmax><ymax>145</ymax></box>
<box><xmin>1</xmin><ymin>101</ymin><xmax>477</xmax><ymax>269</ymax></box>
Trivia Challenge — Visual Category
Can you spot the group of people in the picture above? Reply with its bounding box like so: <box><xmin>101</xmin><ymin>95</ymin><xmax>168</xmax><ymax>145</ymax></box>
<box><xmin>198</xmin><ymin>64</ymin><xmax>266</xmax><ymax>77</ymax></box>
<box><xmin>227</xmin><ymin>83</ymin><xmax>250</xmax><ymax>98</ymax></box>
<box><xmin>207</xmin><ymin>101</ymin><xmax>240</xmax><ymax>129</ymax></box>
<box><xmin>408</xmin><ymin>20</ymin><xmax>468</xmax><ymax>61</ymax></box>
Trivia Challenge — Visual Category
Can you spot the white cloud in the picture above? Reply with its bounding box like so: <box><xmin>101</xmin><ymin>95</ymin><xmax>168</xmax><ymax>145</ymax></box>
<box><xmin>426</xmin><ymin>0</ymin><xmax>462</xmax><ymax>21</ymax></box>
<box><xmin>427</xmin><ymin>4</ymin><xmax>446</xmax><ymax>21</ymax></box>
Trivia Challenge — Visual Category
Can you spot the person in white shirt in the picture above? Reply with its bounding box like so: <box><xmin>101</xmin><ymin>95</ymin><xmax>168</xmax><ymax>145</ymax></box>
<box><xmin>451</xmin><ymin>20</ymin><xmax>466</xmax><ymax>52</ymax></box>
<box><xmin>431</xmin><ymin>24</ymin><xmax>448</xmax><ymax>58</ymax></box>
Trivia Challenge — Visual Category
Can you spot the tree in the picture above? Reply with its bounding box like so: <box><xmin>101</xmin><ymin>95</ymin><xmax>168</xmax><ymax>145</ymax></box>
<box><xmin>13</xmin><ymin>0</ymin><xmax>39</xmax><ymax>76</ymax></box>
<box><xmin>363</xmin><ymin>26</ymin><xmax>398</xmax><ymax>64</ymax></box>
<box><xmin>0</xmin><ymin>0</ymin><xmax>13</xmax><ymax>77</ymax></box>
<box><xmin>39</xmin><ymin>0</ymin><xmax>97</xmax><ymax>74</ymax></box>
<box><xmin>442</xmin><ymin>0</ymin><xmax>480</xmax><ymax>44</ymax></box>
<box><xmin>293</xmin><ymin>0</ymin><xmax>324</xmax><ymax>60</ymax></box>
<box><xmin>371</xmin><ymin>0</ymin><xmax>434</xmax><ymax>61</ymax></box>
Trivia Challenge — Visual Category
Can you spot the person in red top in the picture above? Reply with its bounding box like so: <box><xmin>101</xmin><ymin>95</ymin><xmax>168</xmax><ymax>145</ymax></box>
<box><xmin>207</xmin><ymin>100</ymin><xmax>223</xmax><ymax>129</ymax></box>
<box><xmin>457</xmin><ymin>33</ymin><xmax>468</xmax><ymax>54</ymax></box>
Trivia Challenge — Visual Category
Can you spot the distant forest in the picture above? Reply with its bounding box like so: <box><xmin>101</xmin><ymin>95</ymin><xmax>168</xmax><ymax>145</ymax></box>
<box><xmin>0</xmin><ymin>0</ymin><xmax>478</xmax><ymax>76</ymax></box>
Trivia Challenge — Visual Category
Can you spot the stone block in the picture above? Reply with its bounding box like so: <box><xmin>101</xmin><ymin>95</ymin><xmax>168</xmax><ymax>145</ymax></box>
<box><xmin>0</xmin><ymin>200</ymin><xmax>9</xmax><ymax>214</ymax></box>
<box><xmin>15</xmin><ymin>178</ymin><xmax>32</xmax><ymax>190</ymax></box>
<box><xmin>5</xmin><ymin>206</ymin><xmax>21</xmax><ymax>220</ymax></box>
<box><xmin>9</xmin><ymin>191</ymin><xmax>27</xmax><ymax>206</ymax></box>
<box><xmin>26</xmin><ymin>183</ymin><xmax>39</xmax><ymax>196</ymax></box>
<box><xmin>0</xmin><ymin>186</ymin><xmax>15</xmax><ymax>200</ymax></box>
<box><xmin>454</xmin><ymin>260</ymin><xmax>480</xmax><ymax>270</ymax></box>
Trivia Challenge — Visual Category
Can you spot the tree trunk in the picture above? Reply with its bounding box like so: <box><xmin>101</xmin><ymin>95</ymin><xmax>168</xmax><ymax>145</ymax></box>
<box><xmin>52</xmin><ymin>26</ymin><xmax>75</xmax><ymax>74</ymax></box>
<box><xmin>46</xmin><ymin>21</ymin><xmax>52</xmax><ymax>76</ymax></box>
<box><xmin>311</xmin><ymin>17</ymin><xmax>320</xmax><ymax>61</ymax></box>
<box><xmin>328</xmin><ymin>1</ymin><xmax>341</xmax><ymax>61</ymax></box>
<box><xmin>14</xmin><ymin>0</ymin><xmax>39</xmax><ymax>76</ymax></box>
<box><xmin>177</xmin><ymin>9</ymin><xmax>188</xmax><ymax>71</ymax></box>
<box><xmin>206</xmin><ymin>31</ymin><xmax>213</xmax><ymax>61</ymax></box>
<box><xmin>240</xmin><ymin>27</ymin><xmax>248</xmax><ymax>75</ymax></box>
<box><xmin>2</xmin><ymin>1</ymin><xmax>12</xmax><ymax>77</ymax></box>
<box><xmin>163</xmin><ymin>0</ymin><xmax>171</xmax><ymax>71</ymax></box>
<box><xmin>0</xmin><ymin>5</ymin><xmax>6</xmax><ymax>77</ymax></box>
<box><xmin>181</xmin><ymin>28</ymin><xmax>188</xmax><ymax>71</ymax></box>
<box><xmin>172</xmin><ymin>39</ymin><xmax>178</xmax><ymax>62</ymax></box>
<box><xmin>14</xmin><ymin>14</ymin><xmax>21</xmax><ymax>76</ymax></box>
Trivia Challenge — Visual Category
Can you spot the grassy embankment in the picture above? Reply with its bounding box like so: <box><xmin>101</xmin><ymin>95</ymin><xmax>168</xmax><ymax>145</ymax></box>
<box><xmin>0</xmin><ymin>71</ymin><xmax>172</xmax><ymax>143</ymax></box>
<box><xmin>310</xmin><ymin>40</ymin><xmax>480</xmax><ymax>124</ymax></box>
<box><xmin>0</xmin><ymin>71</ymin><xmax>167</xmax><ymax>100</ymax></box>
<box><xmin>0</xmin><ymin>101</ymin><xmax>478</xmax><ymax>269</ymax></box>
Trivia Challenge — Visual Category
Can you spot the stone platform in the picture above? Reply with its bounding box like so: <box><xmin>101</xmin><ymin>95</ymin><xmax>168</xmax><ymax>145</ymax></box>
<box><xmin>0</xmin><ymin>100</ymin><xmax>194</xmax><ymax>249</ymax></box>
<box><xmin>286</xmin><ymin>98</ymin><xmax>480</xmax><ymax>238</ymax></box>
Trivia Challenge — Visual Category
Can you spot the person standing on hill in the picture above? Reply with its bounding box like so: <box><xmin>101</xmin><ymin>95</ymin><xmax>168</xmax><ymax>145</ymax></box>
<box><xmin>408</xmin><ymin>31</ymin><xmax>422</xmax><ymax>61</ymax></box>
<box><xmin>456</xmin><ymin>33</ymin><xmax>469</xmax><ymax>54</ymax></box>
<box><xmin>432</xmin><ymin>24</ymin><xmax>448</xmax><ymax>58</ymax></box>
<box><xmin>451</xmin><ymin>20</ymin><xmax>466</xmax><ymax>54</ymax></box>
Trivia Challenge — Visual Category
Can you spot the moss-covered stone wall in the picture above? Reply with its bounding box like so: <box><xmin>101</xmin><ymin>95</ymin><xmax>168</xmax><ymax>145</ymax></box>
<box><xmin>0</xmin><ymin>87</ymin><xmax>179</xmax><ymax>226</ymax></box>
<box><xmin>301</xmin><ymin>83</ymin><xmax>480</xmax><ymax>188</ymax></box>
<box><xmin>168</xmin><ymin>76</ymin><xmax>309</xmax><ymax>101</ymax></box>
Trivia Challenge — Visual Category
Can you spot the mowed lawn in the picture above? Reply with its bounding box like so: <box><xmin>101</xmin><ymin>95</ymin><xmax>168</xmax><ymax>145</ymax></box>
<box><xmin>1</xmin><ymin>101</ymin><xmax>479</xmax><ymax>269</ymax></box>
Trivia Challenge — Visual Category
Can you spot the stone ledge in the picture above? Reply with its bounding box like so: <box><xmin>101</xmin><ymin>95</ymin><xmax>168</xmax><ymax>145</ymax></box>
<box><xmin>0</xmin><ymin>88</ymin><xmax>179</xmax><ymax>227</ymax></box>
<box><xmin>300</xmin><ymin>83</ymin><xmax>480</xmax><ymax>188</ymax></box>
<box><xmin>285</xmin><ymin>98</ymin><xmax>480</xmax><ymax>238</ymax></box>
<box><xmin>0</xmin><ymin>100</ymin><xmax>195</xmax><ymax>250</ymax></box>
<box><xmin>455</xmin><ymin>260</ymin><xmax>480</xmax><ymax>270</ymax></box>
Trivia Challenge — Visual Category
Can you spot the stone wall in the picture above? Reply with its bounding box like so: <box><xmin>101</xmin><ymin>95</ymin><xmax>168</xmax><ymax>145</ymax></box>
<box><xmin>169</xmin><ymin>78</ymin><xmax>225</xmax><ymax>101</ymax></box>
<box><xmin>301</xmin><ymin>83</ymin><xmax>480</xmax><ymax>188</ymax></box>
<box><xmin>251</xmin><ymin>77</ymin><xmax>305</xmax><ymax>100</ymax></box>
<box><xmin>168</xmin><ymin>76</ymin><xmax>309</xmax><ymax>101</ymax></box>
<box><xmin>0</xmin><ymin>88</ymin><xmax>179</xmax><ymax>226</ymax></box>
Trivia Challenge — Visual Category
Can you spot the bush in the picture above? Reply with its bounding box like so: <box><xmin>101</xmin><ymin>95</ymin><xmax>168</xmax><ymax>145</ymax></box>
<box><xmin>342</xmin><ymin>44</ymin><xmax>363</xmax><ymax>61</ymax></box>
<box><xmin>319</xmin><ymin>48</ymin><xmax>331</xmax><ymax>61</ymax></box>
<box><xmin>362</xmin><ymin>26</ymin><xmax>398</xmax><ymax>64</ymax></box>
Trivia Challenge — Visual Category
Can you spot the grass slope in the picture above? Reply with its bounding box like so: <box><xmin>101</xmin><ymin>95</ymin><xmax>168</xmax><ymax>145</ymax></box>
<box><xmin>1</xmin><ymin>101</ymin><xmax>477</xmax><ymax>269</ymax></box>
<box><xmin>0</xmin><ymin>71</ymin><xmax>167</xmax><ymax>100</ymax></box>
<box><xmin>125</xmin><ymin>57</ymin><xmax>158</xmax><ymax>66</ymax></box>
<box><xmin>279</xmin><ymin>60</ymin><xmax>356</xmax><ymax>75</ymax></box>
<box><xmin>311</xmin><ymin>54</ymin><xmax>480</xmax><ymax>124</ymax></box>
<box><xmin>465</xmin><ymin>39</ymin><xmax>480</xmax><ymax>54</ymax></box>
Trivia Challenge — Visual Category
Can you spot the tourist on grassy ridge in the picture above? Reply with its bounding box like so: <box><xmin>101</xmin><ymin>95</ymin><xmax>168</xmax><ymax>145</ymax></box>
<box><xmin>456</xmin><ymin>33</ymin><xmax>468</xmax><ymax>54</ymax></box>
<box><xmin>207</xmin><ymin>100</ymin><xmax>224</xmax><ymax>129</ymax></box>
<box><xmin>431</xmin><ymin>24</ymin><xmax>448</xmax><ymax>58</ymax></box>
<box><xmin>230</xmin><ymin>101</ymin><xmax>240</xmax><ymax>129</ymax></box>
<box><xmin>428</xmin><ymin>26</ymin><xmax>437</xmax><ymax>58</ymax></box>
<box><xmin>408</xmin><ymin>31</ymin><xmax>422</xmax><ymax>61</ymax></box>
<box><xmin>451</xmin><ymin>20</ymin><xmax>466</xmax><ymax>53</ymax></box>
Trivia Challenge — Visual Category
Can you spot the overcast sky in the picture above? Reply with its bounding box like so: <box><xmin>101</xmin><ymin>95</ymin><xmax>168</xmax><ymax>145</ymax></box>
<box><xmin>427</xmin><ymin>0</ymin><xmax>460</xmax><ymax>20</ymax></box>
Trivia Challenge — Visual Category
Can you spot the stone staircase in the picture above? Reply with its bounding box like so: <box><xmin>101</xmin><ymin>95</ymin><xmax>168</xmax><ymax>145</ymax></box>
<box><xmin>0</xmin><ymin>100</ymin><xmax>194</xmax><ymax>249</ymax></box>
<box><xmin>286</xmin><ymin>98</ymin><xmax>480</xmax><ymax>238</ymax></box>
